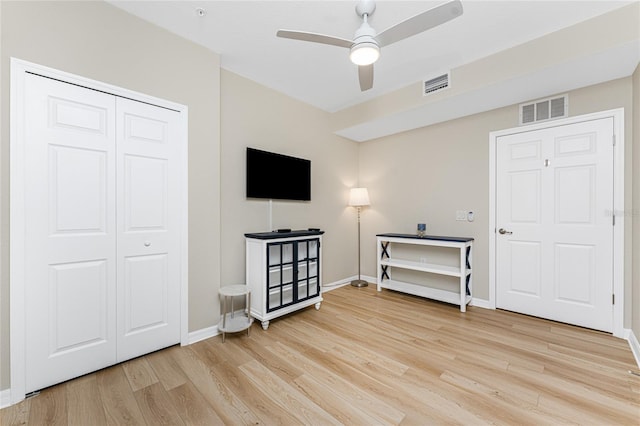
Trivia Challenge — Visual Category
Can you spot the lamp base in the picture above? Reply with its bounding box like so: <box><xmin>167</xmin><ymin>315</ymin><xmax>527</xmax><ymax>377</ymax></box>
<box><xmin>350</xmin><ymin>279</ymin><xmax>368</xmax><ymax>288</ymax></box>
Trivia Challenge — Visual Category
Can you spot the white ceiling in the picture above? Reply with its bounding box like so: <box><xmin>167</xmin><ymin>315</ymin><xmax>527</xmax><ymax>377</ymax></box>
<box><xmin>108</xmin><ymin>0</ymin><xmax>636</xmax><ymax>114</ymax></box>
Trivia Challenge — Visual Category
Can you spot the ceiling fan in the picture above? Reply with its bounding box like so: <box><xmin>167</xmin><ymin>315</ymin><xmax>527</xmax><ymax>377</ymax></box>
<box><xmin>277</xmin><ymin>0</ymin><xmax>464</xmax><ymax>91</ymax></box>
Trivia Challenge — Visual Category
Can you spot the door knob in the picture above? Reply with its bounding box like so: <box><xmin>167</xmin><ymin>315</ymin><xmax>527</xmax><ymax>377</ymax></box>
<box><xmin>498</xmin><ymin>228</ymin><xmax>513</xmax><ymax>235</ymax></box>
<box><xmin>144</xmin><ymin>241</ymin><xmax>151</xmax><ymax>247</ymax></box>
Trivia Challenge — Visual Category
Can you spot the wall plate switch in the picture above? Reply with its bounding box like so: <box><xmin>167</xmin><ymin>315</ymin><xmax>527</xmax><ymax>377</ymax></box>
<box><xmin>456</xmin><ymin>210</ymin><xmax>467</xmax><ymax>221</ymax></box>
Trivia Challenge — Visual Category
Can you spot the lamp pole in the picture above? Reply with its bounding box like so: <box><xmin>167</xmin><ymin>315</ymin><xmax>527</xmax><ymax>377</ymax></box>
<box><xmin>351</xmin><ymin>204</ymin><xmax>368</xmax><ymax>287</ymax></box>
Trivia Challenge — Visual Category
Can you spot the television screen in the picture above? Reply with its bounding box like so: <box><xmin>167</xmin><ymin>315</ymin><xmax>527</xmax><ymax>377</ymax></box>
<box><xmin>246</xmin><ymin>148</ymin><xmax>311</xmax><ymax>201</ymax></box>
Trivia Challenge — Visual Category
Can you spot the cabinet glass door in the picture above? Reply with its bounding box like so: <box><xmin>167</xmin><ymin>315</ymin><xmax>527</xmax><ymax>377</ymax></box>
<box><xmin>296</xmin><ymin>239</ymin><xmax>320</xmax><ymax>301</ymax></box>
<box><xmin>267</xmin><ymin>238</ymin><xmax>320</xmax><ymax>312</ymax></box>
<box><xmin>267</xmin><ymin>242</ymin><xmax>294</xmax><ymax>312</ymax></box>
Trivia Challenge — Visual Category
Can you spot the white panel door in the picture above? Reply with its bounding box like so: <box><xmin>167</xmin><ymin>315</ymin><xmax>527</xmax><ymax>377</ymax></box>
<box><xmin>496</xmin><ymin>118</ymin><xmax>614</xmax><ymax>332</ymax></box>
<box><xmin>116</xmin><ymin>98</ymin><xmax>181</xmax><ymax>361</ymax></box>
<box><xmin>24</xmin><ymin>74</ymin><xmax>117</xmax><ymax>392</ymax></box>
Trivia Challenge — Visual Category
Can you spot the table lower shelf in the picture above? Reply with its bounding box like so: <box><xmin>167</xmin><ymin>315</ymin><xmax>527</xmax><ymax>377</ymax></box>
<box><xmin>378</xmin><ymin>279</ymin><xmax>471</xmax><ymax>312</ymax></box>
<box><xmin>219</xmin><ymin>312</ymin><xmax>253</xmax><ymax>333</ymax></box>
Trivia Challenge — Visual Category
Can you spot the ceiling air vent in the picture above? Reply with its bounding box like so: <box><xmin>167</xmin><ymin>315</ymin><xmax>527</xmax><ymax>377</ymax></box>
<box><xmin>519</xmin><ymin>94</ymin><xmax>568</xmax><ymax>125</ymax></box>
<box><xmin>423</xmin><ymin>72</ymin><xmax>450</xmax><ymax>96</ymax></box>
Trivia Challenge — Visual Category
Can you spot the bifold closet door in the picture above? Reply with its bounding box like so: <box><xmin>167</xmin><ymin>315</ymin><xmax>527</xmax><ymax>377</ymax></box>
<box><xmin>24</xmin><ymin>74</ymin><xmax>118</xmax><ymax>393</ymax></box>
<box><xmin>24</xmin><ymin>74</ymin><xmax>181</xmax><ymax>393</ymax></box>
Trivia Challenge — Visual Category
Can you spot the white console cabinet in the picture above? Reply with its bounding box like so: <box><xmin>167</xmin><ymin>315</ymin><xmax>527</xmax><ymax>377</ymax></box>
<box><xmin>245</xmin><ymin>230</ymin><xmax>323</xmax><ymax>330</ymax></box>
<box><xmin>376</xmin><ymin>234</ymin><xmax>473</xmax><ymax>312</ymax></box>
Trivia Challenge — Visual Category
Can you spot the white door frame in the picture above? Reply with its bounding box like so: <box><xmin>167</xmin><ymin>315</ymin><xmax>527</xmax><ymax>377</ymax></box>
<box><xmin>9</xmin><ymin>58</ymin><xmax>189</xmax><ymax>405</ymax></box>
<box><xmin>489</xmin><ymin>108</ymin><xmax>624</xmax><ymax>338</ymax></box>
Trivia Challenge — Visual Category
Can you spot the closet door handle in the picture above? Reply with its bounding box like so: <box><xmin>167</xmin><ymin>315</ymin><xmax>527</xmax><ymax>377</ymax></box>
<box><xmin>144</xmin><ymin>241</ymin><xmax>151</xmax><ymax>247</ymax></box>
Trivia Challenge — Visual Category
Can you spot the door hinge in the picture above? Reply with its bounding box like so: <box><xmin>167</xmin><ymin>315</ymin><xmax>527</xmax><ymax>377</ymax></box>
<box><xmin>612</xmin><ymin>294</ymin><xmax>615</xmax><ymax>305</ymax></box>
<box><xmin>613</xmin><ymin>214</ymin><xmax>616</xmax><ymax>226</ymax></box>
<box><xmin>613</xmin><ymin>134</ymin><xmax>616</xmax><ymax>146</ymax></box>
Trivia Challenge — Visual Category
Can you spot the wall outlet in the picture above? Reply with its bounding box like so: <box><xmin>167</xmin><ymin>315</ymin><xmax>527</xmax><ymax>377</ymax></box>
<box><xmin>456</xmin><ymin>210</ymin><xmax>467</xmax><ymax>221</ymax></box>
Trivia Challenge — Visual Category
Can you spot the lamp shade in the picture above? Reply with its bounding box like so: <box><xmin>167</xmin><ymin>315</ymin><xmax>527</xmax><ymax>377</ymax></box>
<box><xmin>349</xmin><ymin>187</ymin><xmax>370</xmax><ymax>207</ymax></box>
<box><xmin>349</xmin><ymin>42</ymin><xmax>380</xmax><ymax>66</ymax></box>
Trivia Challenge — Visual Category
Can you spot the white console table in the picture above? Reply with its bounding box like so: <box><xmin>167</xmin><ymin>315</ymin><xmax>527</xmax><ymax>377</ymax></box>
<box><xmin>376</xmin><ymin>234</ymin><xmax>473</xmax><ymax>312</ymax></box>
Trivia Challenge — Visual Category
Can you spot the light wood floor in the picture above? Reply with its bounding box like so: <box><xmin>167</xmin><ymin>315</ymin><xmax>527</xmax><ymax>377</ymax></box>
<box><xmin>2</xmin><ymin>285</ymin><xmax>639</xmax><ymax>425</ymax></box>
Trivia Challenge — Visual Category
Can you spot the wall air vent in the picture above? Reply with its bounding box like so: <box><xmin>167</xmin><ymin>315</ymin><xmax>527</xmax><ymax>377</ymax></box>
<box><xmin>423</xmin><ymin>72</ymin><xmax>450</xmax><ymax>96</ymax></box>
<box><xmin>519</xmin><ymin>94</ymin><xmax>568</xmax><ymax>125</ymax></box>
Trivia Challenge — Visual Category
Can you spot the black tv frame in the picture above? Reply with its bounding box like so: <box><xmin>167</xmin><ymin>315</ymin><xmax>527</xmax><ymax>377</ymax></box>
<box><xmin>246</xmin><ymin>148</ymin><xmax>311</xmax><ymax>201</ymax></box>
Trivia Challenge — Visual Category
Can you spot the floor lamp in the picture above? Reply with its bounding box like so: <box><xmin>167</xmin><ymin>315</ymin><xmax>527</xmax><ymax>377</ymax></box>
<box><xmin>349</xmin><ymin>188</ymin><xmax>370</xmax><ymax>287</ymax></box>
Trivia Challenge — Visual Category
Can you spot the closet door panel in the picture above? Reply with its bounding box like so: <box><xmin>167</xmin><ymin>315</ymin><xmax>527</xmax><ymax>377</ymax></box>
<box><xmin>24</xmin><ymin>74</ymin><xmax>117</xmax><ymax>393</ymax></box>
<box><xmin>124</xmin><ymin>156</ymin><xmax>168</xmax><ymax>231</ymax></box>
<box><xmin>49</xmin><ymin>146</ymin><xmax>107</xmax><ymax>234</ymax></box>
<box><xmin>48</xmin><ymin>260</ymin><xmax>109</xmax><ymax>351</ymax></box>
<box><xmin>116</xmin><ymin>98</ymin><xmax>181</xmax><ymax>361</ymax></box>
<box><xmin>123</xmin><ymin>254</ymin><xmax>168</xmax><ymax>333</ymax></box>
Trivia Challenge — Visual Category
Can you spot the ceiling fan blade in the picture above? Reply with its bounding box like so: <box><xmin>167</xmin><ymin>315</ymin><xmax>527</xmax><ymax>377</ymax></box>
<box><xmin>358</xmin><ymin>64</ymin><xmax>374</xmax><ymax>91</ymax></box>
<box><xmin>375</xmin><ymin>0</ymin><xmax>463</xmax><ymax>47</ymax></box>
<box><xmin>277</xmin><ymin>30</ymin><xmax>353</xmax><ymax>49</ymax></box>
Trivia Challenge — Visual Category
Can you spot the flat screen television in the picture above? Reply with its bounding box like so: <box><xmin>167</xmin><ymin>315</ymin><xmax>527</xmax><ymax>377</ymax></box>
<box><xmin>246</xmin><ymin>148</ymin><xmax>311</xmax><ymax>201</ymax></box>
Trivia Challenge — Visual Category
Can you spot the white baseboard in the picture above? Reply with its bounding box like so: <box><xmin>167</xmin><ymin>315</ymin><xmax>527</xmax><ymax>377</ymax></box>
<box><xmin>322</xmin><ymin>275</ymin><xmax>376</xmax><ymax>292</ymax></box>
<box><xmin>361</xmin><ymin>275</ymin><xmax>377</xmax><ymax>285</ymax></box>
<box><xmin>624</xmin><ymin>328</ymin><xmax>640</xmax><ymax>368</ymax></box>
<box><xmin>187</xmin><ymin>325</ymin><xmax>219</xmax><ymax>345</ymax></box>
<box><xmin>1</xmin><ymin>388</ymin><xmax>11</xmax><ymax>409</ymax></box>
<box><xmin>470</xmin><ymin>298</ymin><xmax>493</xmax><ymax>310</ymax></box>
<box><xmin>322</xmin><ymin>276</ymin><xmax>353</xmax><ymax>292</ymax></box>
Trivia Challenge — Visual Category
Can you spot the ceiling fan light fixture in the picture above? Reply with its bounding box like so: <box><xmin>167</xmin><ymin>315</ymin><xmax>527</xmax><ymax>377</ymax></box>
<box><xmin>275</xmin><ymin>0</ymin><xmax>464</xmax><ymax>91</ymax></box>
<box><xmin>350</xmin><ymin>42</ymin><xmax>380</xmax><ymax>66</ymax></box>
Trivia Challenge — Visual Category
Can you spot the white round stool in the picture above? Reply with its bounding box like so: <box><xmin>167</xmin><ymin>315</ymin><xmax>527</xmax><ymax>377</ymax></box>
<box><xmin>219</xmin><ymin>284</ymin><xmax>253</xmax><ymax>342</ymax></box>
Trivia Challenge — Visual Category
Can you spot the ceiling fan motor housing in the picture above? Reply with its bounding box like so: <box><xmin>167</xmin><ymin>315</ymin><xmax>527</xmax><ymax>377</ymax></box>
<box><xmin>353</xmin><ymin>20</ymin><xmax>377</xmax><ymax>44</ymax></box>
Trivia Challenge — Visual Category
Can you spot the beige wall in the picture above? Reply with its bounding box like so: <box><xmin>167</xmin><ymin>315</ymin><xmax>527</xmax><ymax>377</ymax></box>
<box><xmin>0</xmin><ymin>1</ymin><xmax>221</xmax><ymax>390</ymax></box>
<box><xmin>220</xmin><ymin>70</ymin><xmax>359</xmax><ymax>288</ymax></box>
<box><xmin>633</xmin><ymin>64</ymin><xmax>640</xmax><ymax>340</ymax></box>
<box><xmin>358</xmin><ymin>78</ymin><xmax>634</xmax><ymax>314</ymax></box>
